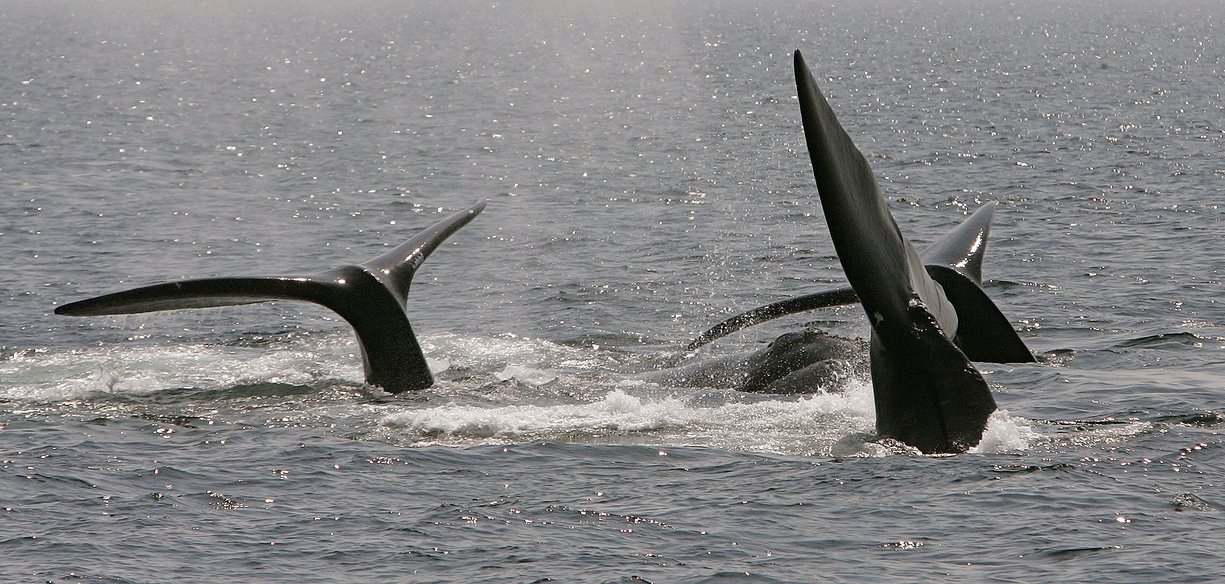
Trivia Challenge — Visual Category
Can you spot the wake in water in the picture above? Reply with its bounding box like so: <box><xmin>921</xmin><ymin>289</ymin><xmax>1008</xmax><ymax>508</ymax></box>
<box><xmin>377</xmin><ymin>385</ymin><xmax>878</xmax><ymax>455</ymax></box>
<box><xmin>0</xmin><ymin>331</ymin><xmax>364</xmax><ymax>402</ymax></box>
<box><xmin>3</xmin><ymin>327</ymin><xmax>1042</xmax><ymax>456</ymax></box>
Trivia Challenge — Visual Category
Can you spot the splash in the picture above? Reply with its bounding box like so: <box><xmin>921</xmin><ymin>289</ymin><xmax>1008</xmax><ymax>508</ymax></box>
<box><xmin>495</xmin><ymin>364</ymin><xmax>559</xmax><ymax>386</ymax></box>
<box><xmin>381</xmin><ymin>388</ymin><xmax>693</xmax><ymax>438</ymax></box>
<box><xmin>380</xmin><ymin>379</ymin><xmax>878</xmax><ymax>455</ymax></box>
<box><xmin>970</xmin><ymin>409</ymin><xmax>1037</xmax><ymax>453</ymax></box>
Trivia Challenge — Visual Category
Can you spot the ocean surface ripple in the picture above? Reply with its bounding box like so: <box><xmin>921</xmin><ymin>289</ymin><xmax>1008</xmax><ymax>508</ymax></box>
<box><xmin>3</xmin><ymin>1</ymin><xmax>1223</xmax><ymax>581</ymax></box>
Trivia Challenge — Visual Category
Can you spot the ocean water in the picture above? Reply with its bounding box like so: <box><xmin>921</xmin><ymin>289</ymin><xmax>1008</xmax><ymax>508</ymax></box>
<box><xmin>3</xmin><ymin>0</ymin><xmax>1224</xmax><ymax>581</ymax></box>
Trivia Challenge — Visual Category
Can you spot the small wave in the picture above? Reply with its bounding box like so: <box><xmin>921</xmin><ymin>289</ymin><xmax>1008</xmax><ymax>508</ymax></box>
<box><xmin>1036</xmin><ymin>545</ymin><xmax>1123</xmax><ymax>561</ymax></box>
<box><xmin>1114</xmin><ymin>331</ymin><xmax>1206</xmax><ymax>350</ymax></box>
<box><xmin>1154</xmin><ymin>411</ymin><xmax>1225</xmax><ymax>428</ymax></box>
<box><xmin>1030</xmin><ymin>418</ymin><xmax>1154</xmax><ymax>450</ymax></box>
<box><xmin>1171</xmin><ymin>493</ymin><xmax>1216</xmax><ymax>512</ymax></box>
<box><xmin>495</xmin><ymin>364</ymin><xmax>559</xmax><ymax>386</ymax></box>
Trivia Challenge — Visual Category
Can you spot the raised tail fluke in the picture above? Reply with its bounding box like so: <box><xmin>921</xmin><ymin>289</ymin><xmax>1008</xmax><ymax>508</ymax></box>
<box><xmin>54</xmin><ymin>277</ymin><xmax>327</xmax><ymax>316</ymax></box>
<box><xmin>363</xmin><ymin>199</ymin><xmax>487</xmax><ymax>306</ymax></box>
<box><xmin>919</xmin><ymin>201</ymin><xmax>1035</xmax><ymax>363</ymax></box>
<box><xmin>922</xmin><ymin>202</ymin><xmax>995</xmax><ymax>285</ymax></box>
<box><xmin>794</xmin><ymin>50</ymin><xmax>997</xmax><ymax>453</ymax></box>
<box><xmin>55</xmin><ymin>200</ymin><xmax>487</xmax><ymax>394</ymax></box>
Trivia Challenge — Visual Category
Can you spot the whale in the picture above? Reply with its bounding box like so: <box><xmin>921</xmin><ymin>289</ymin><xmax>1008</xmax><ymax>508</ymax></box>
<box><xmin>793</xmin><ymin>50</ymin><xmax>1034</xmax><ymax>452</ymax></box>
<box><xmin>689</xmin><ymin>51</ymin><xmax>1034</xmax><ymax>453</ymax></box>
<box><xmin>55</xmin><ymin>200</ymin><xmax>486</xmax><ymax>394</ymax></box>
<box><xmin>680</xmin><ymin>201</ymin><xmax>1032</xmax><ymax>398</ymax></box>
<box><xmin>688</xmin><ymin>202</ymin><xmax>1035</xmax><ymax>366</ymax></box>
<box><xmin>656</xmin><ymin>329</ymin><xmax>867</xmax><ymax>394</ymax></box>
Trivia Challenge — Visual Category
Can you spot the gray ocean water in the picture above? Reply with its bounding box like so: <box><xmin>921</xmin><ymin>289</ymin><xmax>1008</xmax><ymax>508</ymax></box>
<box><xmin>3</xmin><ymin>0</ymin><xmax>1224</xmax><ymax>581</ymax></box>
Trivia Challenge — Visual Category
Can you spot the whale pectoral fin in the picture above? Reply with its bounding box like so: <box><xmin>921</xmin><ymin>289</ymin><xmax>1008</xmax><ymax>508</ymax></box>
<box><xmin>686</xmin><ymin>287</ymin><xmax>859</xmax><ymax>350</ymax></box>
<box><xmin>362</xmin><ymin>200</ymin><xmax>486</xmax><ymax>304</ymax></box>
<box><xmin>926</xmin><ymin>266</ymin><xmax>1035</xmax><ymax>364</ymax></box>
<box><xmin>54</xmin><ymin>277</ymin><xmax>333</xmax><ymax>316</ymax></box>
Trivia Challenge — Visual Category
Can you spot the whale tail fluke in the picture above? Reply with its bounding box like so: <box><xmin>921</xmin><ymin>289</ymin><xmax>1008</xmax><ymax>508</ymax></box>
<box><xmin>794</xmin><ymin>50</ymin><xmax>1002</xmax><ymax>453</ymax></box>
<box><xmin>55</xmin><ymin>200</ymin><xmax>487</xmax><ymax>393</ymax></box>
<box><xmin>362</xmin><ymin>199</ymin><xmax>487</xmax><ymax>307</ymax></box>
<box><xmin>921</xmin><ymin>202</ymin><xmax>995</xmax><ymax>285</ymax></box>
<box><xmin>53</xmin><ymin>276</ymin><xmax>327</xmax><ymax>316</ymax></box>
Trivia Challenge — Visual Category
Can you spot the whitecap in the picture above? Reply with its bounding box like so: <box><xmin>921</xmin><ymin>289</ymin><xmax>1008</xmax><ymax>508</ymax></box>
<box><xmin>970</xmin><ymin>409</ymin><xmax>1037</xmax><ymax>453</ymax></box>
